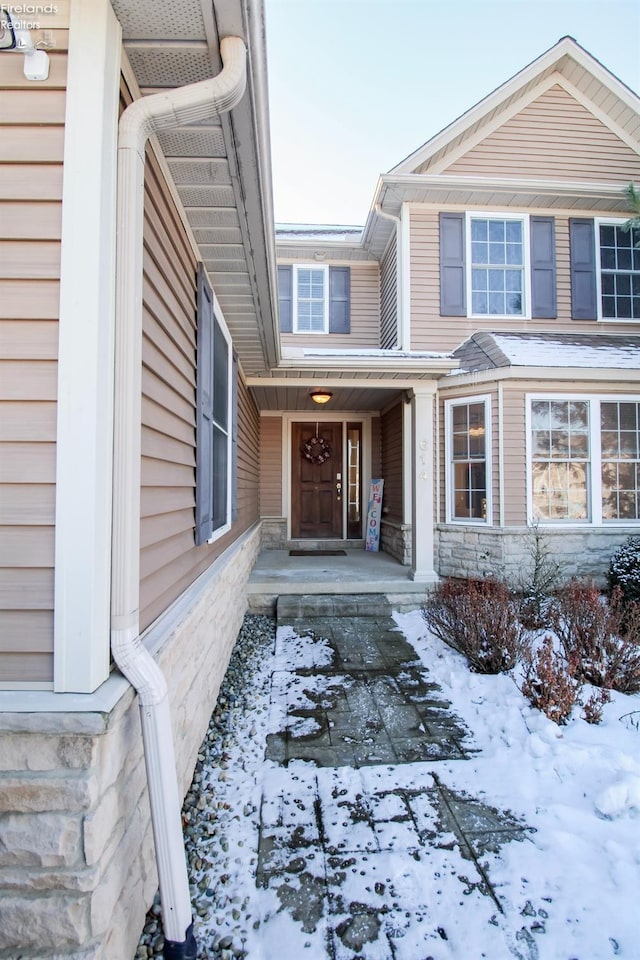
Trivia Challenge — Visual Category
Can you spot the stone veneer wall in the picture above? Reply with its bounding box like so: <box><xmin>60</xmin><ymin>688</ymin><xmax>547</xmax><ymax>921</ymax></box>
<box><xmin>0</xmin><ymin>524</ymin><xmax>261</xmax><ymax>960</ymax></box>
<box><xmin>436</xmin><ymin>524</ymin><xmax>640</xmax><ymax>587</ymax></box>
<box><xmin>380</xmin><ymin>520</ymin><xmax>412</xmax><ymax>566</ymax></box>
<box><xmin>260</xmin><ymin>517</ymin><xmax>287</xmax><ymax>549</ymax></box>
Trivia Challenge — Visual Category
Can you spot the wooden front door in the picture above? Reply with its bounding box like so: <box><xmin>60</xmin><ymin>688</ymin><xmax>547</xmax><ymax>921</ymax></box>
<box><xmin>291</xmin><ymin>422</ymin><xmax>343</xmax><ymax>539</ymax></box>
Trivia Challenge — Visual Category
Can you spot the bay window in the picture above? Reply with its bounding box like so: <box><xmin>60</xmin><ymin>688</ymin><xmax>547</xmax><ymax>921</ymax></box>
<box><xmin>529</xmin><ymin>396</ymin><xmax>640</xmax><ymax>524</ymax></box>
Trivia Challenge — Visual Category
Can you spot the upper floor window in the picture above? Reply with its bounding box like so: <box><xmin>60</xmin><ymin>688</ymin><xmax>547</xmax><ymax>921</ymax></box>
<box><xmin>445</xmin><ymin>396</ymin><xmax>492</xmax><ymax>523</ymax></box>
<box><xmin>440</xmin><ymin>212</ymin><xmax>555</xmax><ymax>320</ymax></box>
<box><xmin>598</xmin><ymin>222</ymin><xmax>640</xmax><ymax>321</ymax></box>
<box><xmin>278</xmin><ymin>264</ymin><xmax>350</xmax><ymax>334</ymax></box>
<box><xmin>469</xmin><ymin>216</ymin><xmax>525</xmax><ymax>317</ymax></box>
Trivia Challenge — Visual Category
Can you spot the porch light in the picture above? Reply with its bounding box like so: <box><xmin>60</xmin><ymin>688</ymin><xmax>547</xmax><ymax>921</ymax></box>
<box><xmin>310</xmin><ymin>389</ymin><xmax>333</xmax><ymax>405</ymax></box>
<box><xmin>0</xmin><ymin>9</ymin><xmax>50</xmax><ymax>80</ymax></box>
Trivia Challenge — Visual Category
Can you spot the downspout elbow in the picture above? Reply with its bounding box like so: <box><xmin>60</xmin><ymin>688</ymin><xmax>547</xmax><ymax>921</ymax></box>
<box><xmin>118</xmin><ymin>35</ymin><xmax>247</xmax><ymax>154</ymax></box>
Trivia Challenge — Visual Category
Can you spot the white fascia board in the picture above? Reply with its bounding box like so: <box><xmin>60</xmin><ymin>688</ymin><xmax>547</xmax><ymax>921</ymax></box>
<box><xmin>54</xmin><ymin>0</ymin><xmax>121</xmax><ymax>693</ymax></box>
<box><xmin>440</xmin><ymin>366</ymin><xmax>640</xmax><ymax>388</ymax></box>
<box><xmin>273</xmin><ymin>356</ymin><xmax>458</xmax><ymax>374</ymax></box>
<box><xmin>379</xmin><ymin>174</ymin><xmax>630</xmax><ymax>205</ymax></box>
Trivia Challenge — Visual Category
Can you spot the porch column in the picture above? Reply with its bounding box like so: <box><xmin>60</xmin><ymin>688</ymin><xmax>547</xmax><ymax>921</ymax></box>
<box><xmin>410</xmin><ymin>384</ymin><xmax>438</xmax><ymax>582</ymax></box>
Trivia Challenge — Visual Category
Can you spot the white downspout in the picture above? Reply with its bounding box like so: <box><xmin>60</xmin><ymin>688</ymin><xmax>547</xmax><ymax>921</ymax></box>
<box><xmin>111</xmin><ymin>36</ymin><xmax>246</xmax><ymax>957</ymax></box>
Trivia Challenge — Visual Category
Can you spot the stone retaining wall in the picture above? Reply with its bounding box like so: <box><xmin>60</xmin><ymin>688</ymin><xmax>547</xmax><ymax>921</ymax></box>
<box><xmin>0</xmin><ymin>524</ymin><xmax>261</xmax><ymax>960</ymax></box>
<box><xmin>436</xmin><ymin>524</ymin><xmax>639</xmax><ymax>587</ymax></box>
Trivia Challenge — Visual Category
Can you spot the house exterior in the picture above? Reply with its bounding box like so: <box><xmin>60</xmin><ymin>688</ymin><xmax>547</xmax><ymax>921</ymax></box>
<box><xmin>0</xmin><ymin>4</ymin><xmax>639</xmax><ymax>957</ymax></box>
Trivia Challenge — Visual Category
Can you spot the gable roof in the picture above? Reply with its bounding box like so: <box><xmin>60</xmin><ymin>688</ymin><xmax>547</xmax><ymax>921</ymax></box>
<box><xmin>362</xmin><ymin>37</ymin><xmax>640</xmax><ymax>258</ymax></box>
<box><xmin>453</xmin><ymin>331</ymin><xmax>640</xmax><ymax>373</ymax></box>
<box><xmin>390</xmin><ymin>37</ymin><xmax>640</xmax><ymax>177</ymax></box>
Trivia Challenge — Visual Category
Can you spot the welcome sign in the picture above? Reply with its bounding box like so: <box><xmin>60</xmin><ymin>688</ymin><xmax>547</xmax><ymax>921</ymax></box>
<box><xmin>365</xmin><ymin>479</ymin><xmax>384</xmax><ymax>552</ymax></box>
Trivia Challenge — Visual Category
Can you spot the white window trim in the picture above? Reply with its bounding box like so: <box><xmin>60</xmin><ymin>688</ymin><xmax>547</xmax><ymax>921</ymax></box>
<box><xmin>595</xmin><ymin>217</ymin><xmax>640</xmax><ymax>324</ymax></box>
<box><xmin>465</xmin><ymin>211</ymin><xmax>531</xmax><ymax>320</ymax></box>
<box><xmin>207</xmin><ymin>300</ymin><xmax>233</xmax><ymax>544</ymax></box>
<box><xmin>526</xmin><ymin>393</ymin><xmax>640</xmax><ymax>527</ymax></box>
<box><xmin>445</xmin><ymin>395</ymin><xmax>493</xmax><ymax>525</ymax></box>
<box><xmin>293</xmin><ymin>263</ymin><xmax>329</xmax><ymax>334</ymax></box>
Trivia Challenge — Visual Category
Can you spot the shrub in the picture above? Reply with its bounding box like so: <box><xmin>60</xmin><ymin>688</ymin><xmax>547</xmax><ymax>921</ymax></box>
<box><xmin>608</xmin><ymin>536</ymin><xmax>640</xmax><ymax>607</ymax></box>
<box><xmin>422</xmin><ymin>577</ymin><xmax>525</xmax><ymax>674</ymax></box>
<box><xmin>581</xmin><ymin>687</ymin><xmax>612</xmax><ymax>725</ymax></box>
<box><xmin>520</xmin><ymin>636</ymin><xmax>581</xmax><ymax>725</ymax></box>
<box><xmin>549</xmin><ymin>580</ymin><xmax>640</xmax><ymax>694</ymax></box>
<box><xmin>515</xmin><ymin>521</ymin><xmax>563</xmax><ymax>629</ymax></box>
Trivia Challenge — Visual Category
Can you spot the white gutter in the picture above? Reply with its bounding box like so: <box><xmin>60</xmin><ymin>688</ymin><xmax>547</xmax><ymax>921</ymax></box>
<box><xmin>111</xmin><ymin>36</ymin><xmax>246</xmax><ymax>958</ymax></box>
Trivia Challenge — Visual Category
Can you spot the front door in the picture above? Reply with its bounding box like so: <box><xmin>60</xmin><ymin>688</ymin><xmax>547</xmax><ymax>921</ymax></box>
<box><xmin>291</xmin><ymin>422</ymin><xmax>343</xmax><ymax>539</ymax></box>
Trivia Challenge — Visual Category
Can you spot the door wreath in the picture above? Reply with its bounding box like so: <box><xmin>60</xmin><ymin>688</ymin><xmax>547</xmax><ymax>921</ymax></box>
<box><xmin>301</xmin><ymin>425</ymin><xmax>332</xmax><ymax>464</ymax></box>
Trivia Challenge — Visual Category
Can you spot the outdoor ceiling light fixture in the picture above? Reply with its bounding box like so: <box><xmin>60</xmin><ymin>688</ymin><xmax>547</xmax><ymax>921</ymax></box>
<box><xmin>310</xmin><ymin>389</ymin><xmax>333</xmax><ymax>405</ymax></box>
<box><xmin>0</xmin><ymin>8</ymin><xmax>50</xmax><ymax>80</ymax></box>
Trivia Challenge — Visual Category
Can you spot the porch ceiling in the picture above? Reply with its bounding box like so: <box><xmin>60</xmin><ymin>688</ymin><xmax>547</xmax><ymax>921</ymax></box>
<box><xmin>248</xmin><ymin>381</ymin><xmax>407</xmax><ymax>413</ymax></box>
<box><xmin>110</xmin><ymin>0</ymin><xmax>279</xmax><ymax>374</ymax></box>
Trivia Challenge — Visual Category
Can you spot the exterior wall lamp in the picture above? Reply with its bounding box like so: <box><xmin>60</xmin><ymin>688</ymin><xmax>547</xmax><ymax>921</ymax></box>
<box><xmin>310</xmin><ymin>389</ymin><xmax>333</xmax><ymax>405</ymax></box>
<box><xmin>0</xmin><ymin>8</ymin><xmax>50</xmax><ymax>80</ymax></box>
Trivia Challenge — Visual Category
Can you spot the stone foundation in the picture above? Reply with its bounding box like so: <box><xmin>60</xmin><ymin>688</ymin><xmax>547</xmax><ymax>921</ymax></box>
<box><xmin>0</xmin><ymin>523</ymin><xmax>261</xmax><ymax>960</ymax></box>
<box><xmin>436</xmin><ymin>523</ymin><xmax>640</xmax><ymax>588</ymax></box>
<box><xmin>380</xmin><ymin>519</ymin><xmax>412</xmax><ymax>566</ymax></box>
<box><xmin>260</xmin><ymin>517</ymin><xmax>287</xmax><ymax>549</ymax></box>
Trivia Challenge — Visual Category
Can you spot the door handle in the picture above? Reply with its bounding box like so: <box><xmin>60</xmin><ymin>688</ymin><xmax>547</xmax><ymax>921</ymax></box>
<box><xmin>336</xmin><ymin>481</ymin><xmax>342</xmax><ymax>501</ymax></box>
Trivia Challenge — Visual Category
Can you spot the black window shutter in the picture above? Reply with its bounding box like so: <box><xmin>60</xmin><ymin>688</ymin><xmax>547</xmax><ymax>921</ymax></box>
<box><xmin>329</xmin><ymin>266</ymin><xmax>350</xmax><ymax>333</ymax></box>
<box><xmin>231</xmin><ymin>350</ymin><xmax>238</xmax><ymax>523</ymax></box>
<box><xmin>530</xmin><ymin>216</ymin><xmax>557</xmax><ymax>318</ymax></box>
<box><xmin>569</xmin><ymin>218</ymin><xmax>597</xmax><ymax>320</ymax></box>
<box><xmin>278</xmin><ymin>265</ymin><xmax>293</xmax><ymax>332</ymax></box>
<box><xmin>195</xmin><ymin>263</ymin><xmax>214</xmax><ymax>545</ymax></box>
<box><xmin>439</xmin><ymin>213</ymin><xmax>466</xmax><ymax>316</ymax></box>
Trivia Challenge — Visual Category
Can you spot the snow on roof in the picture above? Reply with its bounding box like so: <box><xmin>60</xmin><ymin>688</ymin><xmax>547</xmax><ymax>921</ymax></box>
<box><xmin>275</xmin><ymin>223</ymin><xmax>364</xmax><ymax>243</ymax></box>
<box><xmin>454</xmin><ymin>331</ymin><xmax>640</xmax><ymax>372</ymax></box>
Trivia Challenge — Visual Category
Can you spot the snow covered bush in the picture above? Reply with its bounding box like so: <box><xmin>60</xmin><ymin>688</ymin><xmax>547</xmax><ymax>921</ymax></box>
<box><xmin>515</xmin><ymin>521</ymin><xmax>563</xmax><ymax>629</ymax></box>
<box><xmin>549</xmin><ymin>580</ymin><xmax>640</xmax><ymax>694</ymax></box>
<box><xmin>608</xmin><ymin>536</ymin><xmax>640</xmax><ymax>607</ymax></box>
<box><xmin>422</xmin><ymin>577</ymin><xmax>525</xmax><ymax>674</ymax></box>
<box><xmin>520</xmin><ymin>635</ymin><xmax>581</xmax><ymax>725</ymax></box>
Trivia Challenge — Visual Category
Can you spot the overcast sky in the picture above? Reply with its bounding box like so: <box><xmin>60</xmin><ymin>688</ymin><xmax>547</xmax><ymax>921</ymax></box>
<box><xmin>264</xmin><ymin>0</ymin><xmax>640</xmax><ymax>226</ymax></box>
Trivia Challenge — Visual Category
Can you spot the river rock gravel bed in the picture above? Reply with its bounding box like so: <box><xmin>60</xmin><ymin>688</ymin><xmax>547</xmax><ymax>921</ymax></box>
<box><xmin>135</xmin><ymin>614</ymin><xmax>277</xmax><ymax>960</ymax></box>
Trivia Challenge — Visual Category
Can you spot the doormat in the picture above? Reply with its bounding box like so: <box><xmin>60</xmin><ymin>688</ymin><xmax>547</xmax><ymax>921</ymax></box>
<box><xmin>289</xmin><ymin>550</ymin><xmax>347</xmax><ymax>557</ymax></box>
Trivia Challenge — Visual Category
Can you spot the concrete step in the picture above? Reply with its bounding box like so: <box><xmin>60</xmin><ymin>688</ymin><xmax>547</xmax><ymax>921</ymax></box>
<box><xmin>286</xmin><ymin>539</ymin><xmax>366</xmax><ymax>552</ymax></box>
<box><xmin>276</xmin><ymin>593</ymin><xmax>393</xmax><ymax>621</ymax></box>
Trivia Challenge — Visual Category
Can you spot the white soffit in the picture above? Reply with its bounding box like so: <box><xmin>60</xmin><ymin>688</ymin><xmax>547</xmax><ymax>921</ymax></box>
<box><xmin>110</xmin><ymin>0</ymin><xmax>278</xmax><ymax>373</ymax></box>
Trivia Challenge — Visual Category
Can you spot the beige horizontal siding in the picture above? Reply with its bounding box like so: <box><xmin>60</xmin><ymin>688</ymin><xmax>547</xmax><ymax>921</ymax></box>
<box><xmin>138</xmin><ymin>142</ymin><xmax>260</xmax><ymax>632</ymax></box>
<box><xmin>0</xmin><ymin>47</ymin><xmax>67</xmax><ymax>686</ymax></box>
<box><xmin>280</xmin><ymin>261</ymin><xmax>380</xmax><ymax>349</ymax></box>
<box><xmin>445</xmin><ymin>85</ymin><xmax>640</xmax><ymax>182</ymax></box>
<box><xmin>260</xmin><ymin>417</ymin><xmax>283</xmax><ymax>516</ymax></box>
<box><xmin>381</xmin><ymin>403</ymin><xmax>403</xmax><ymax>521</ymax></box>
<box><xmin>410</xmin><ymin>209</ymin><xmax>640</xmax><ymax>352</ymax></box>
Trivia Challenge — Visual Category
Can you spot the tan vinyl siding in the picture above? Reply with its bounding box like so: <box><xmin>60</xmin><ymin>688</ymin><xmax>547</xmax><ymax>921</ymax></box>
<box><xmin>371</xmin><ymin>417</ymin><xmax>382</xmax><ymax>479</ymax></box>
<box><xmin>260</xmin><ymin>417</ymin><xmax>283</xmax><ymax>516</ymax></box>
<box><xmin>380</xmin><ymin>403</ymin><xmax>403</xmax><ymax>521</ymax></box>
<box><xmin>0</xmin><ymin>44</ymin><xmax>67</xmax><ymax>686</ymax></box>
<box><xmin>280</xmin><ymin>261</ymin><xmax>380</xmax><ymax>349</ymax></box>
<box><xmin>501</xmin><ymin>384</ymin><xmax>529</xmax><ymax>526</ymax></box>
<box><xmin>410</xmin><ymin>209</ymin><xmax>640</xmax><ymax>353</ymax></box>
<box><xmin>380</xmin><ymin>234</ymin><xmax>398</xmax><ymax>349</ymax></box>
<box><xmin>138</xmin><ymin>144</ymin><xmax>261</xmax><ymax>631</ymax></box>
<box><xmin>444</xmin><ymin>85</ymin><xmax>640</xmax><ymax>182</ymax></box>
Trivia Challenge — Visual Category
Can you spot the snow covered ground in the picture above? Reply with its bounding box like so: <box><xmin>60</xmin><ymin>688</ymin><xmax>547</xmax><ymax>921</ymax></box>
<box><xmin>145</xmin><ymin>611</ymin><xmax>640</xmax><ymax>960</ymax></box>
